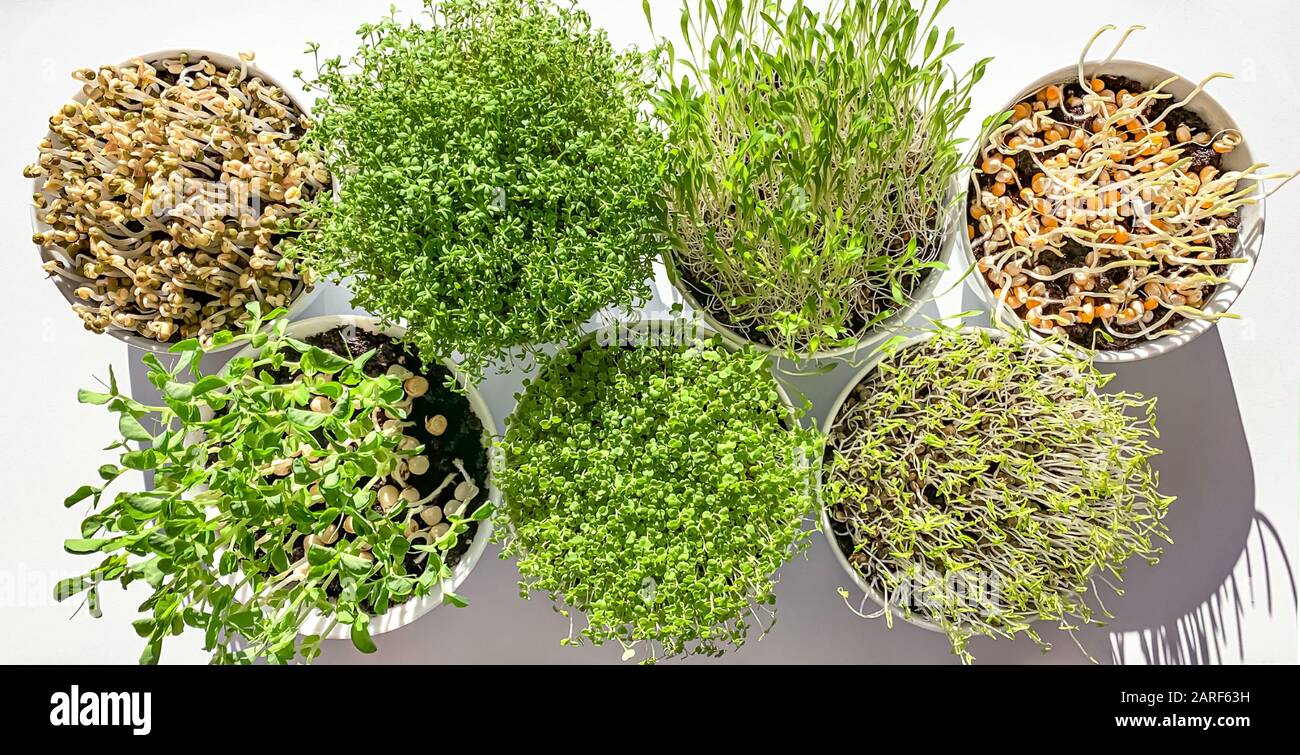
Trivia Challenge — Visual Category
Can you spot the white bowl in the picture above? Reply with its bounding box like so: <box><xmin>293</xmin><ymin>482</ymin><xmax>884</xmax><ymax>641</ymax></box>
<box><xmin>663</xmin><ymin>175</ymin><xmax>963</xmax><ymax>362</ymax></box>
<box><xmin>819</xmin><ymin>327</ymin><xmax>1010</xmax><ymax>635</ymax></box>
<box><xmin>230</xmin><ymin>315</ymin><xmax>499</xmax><ymax>641</ymax></box>
<box><xmin>500</xmin><ymin>313</ymin><xmax>812</xmax><ymax>623</ymax></box>
<box><xmin>29</xmin><ymin>49</ymin><xmax>321</xmax><ymax>355</ymax></box>
<box><xmin>958</xmin><ymin>59</ymin><xmax>1267</xmax><ymax>363</ymax></box>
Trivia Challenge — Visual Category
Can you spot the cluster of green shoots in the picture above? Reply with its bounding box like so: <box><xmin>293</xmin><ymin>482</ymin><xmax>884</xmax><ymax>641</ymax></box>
<box><xmin>971</xmin><ymin>25</ymin><xmax>1297</xmax><ymax>347</ymax></box>
<box><xmin>57</xmin><ymin>306</ymin><xmax>490</xmax><ymax>664</ymax></box>
<box><xmin>650</xmin><ymin>0</ymin><xmax>988</xmax><ymax>355</ymax></box>
<box><xmin>824</xmin><ymin>328</ymin><xmax>1173</xmax><ymax>663</ymax></box>
<box><xmin>288</xmin><ymin>0</ymin><xmax>665</xmax><ymax>379</ymax></box>
<box><xmin>498</xmin><ymin>324</ymin><xmax>822</xmax><ymax>661</ymax></box>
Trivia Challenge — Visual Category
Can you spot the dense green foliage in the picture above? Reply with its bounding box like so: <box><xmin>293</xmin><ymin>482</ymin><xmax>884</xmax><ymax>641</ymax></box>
<box><xmin>825</xmin><ymin>328</ymin><xmax>1173</xmax><ymax>662</ymax></box>
<box><xmin>650</xmin><ymin>0</ymin><xmax>989</xmax><ymax>355</ymax></box>
<box><xmin>499</xmin><ymin>327</ymin><xmax>823</xmax><ymax>661</ymax></box>
<box><xmin>57</xmin><ymin>307</ymin><xmax>490</xmax><ymax>664</ymax></box>
<box><xmin>291</xmin><ymin>0</ymin><xmax>665</xmax><ymax>377</ymax></box>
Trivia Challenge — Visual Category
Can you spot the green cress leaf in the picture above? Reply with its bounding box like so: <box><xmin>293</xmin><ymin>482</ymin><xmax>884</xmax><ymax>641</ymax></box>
<box><xmin>498</xmin><ymin>334</ymin><xmax>823</xmax><ymax>662</ymax></box>
<box><xmin>289</xmin><ymin>0</ymin><xmax>666</xmax><ymax>380</ymax></box>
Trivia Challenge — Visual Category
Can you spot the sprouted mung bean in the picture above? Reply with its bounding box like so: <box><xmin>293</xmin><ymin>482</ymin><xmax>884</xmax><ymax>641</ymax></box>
<box><xmin>825</xmin><ymin>328</ymin><xmax>1173</xmax><ymax>663</ymax></box>
<box><xmin>969</xmin><ymin>26</ymin><xmax>1296</xmax><ymax>349</ymax></box>
<box><xmin>25</xmin><ymin>52</ymin><xmax>327</xmax><ymax>344</ymax></box>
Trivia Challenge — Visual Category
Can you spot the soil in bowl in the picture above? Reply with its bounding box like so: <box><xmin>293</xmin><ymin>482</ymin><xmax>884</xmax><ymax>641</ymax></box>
<box><xmin>968</xmin><ymin>73</ymin><xmax>1250</xmax><ymax>351</ymax></box>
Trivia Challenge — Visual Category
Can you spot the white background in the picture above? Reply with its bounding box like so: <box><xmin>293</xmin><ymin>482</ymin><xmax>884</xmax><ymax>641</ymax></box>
<box><xmin>0</xmin><ymin>0</ymin><xmax>1295</xmax><ymax>664</ymax></box>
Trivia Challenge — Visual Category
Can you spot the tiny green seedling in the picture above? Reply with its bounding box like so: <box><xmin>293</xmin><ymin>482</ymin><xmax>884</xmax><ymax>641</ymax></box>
<box><xmin>498</xmin><ymin>331</ymin><xmax>824</xmax><ymax>662</ymax></box>
<box><xmin>825</xmin><ymin>328</ymin><xmax>1173</xmax><ymax>662</ymax></box>
<box><xmin>649</xmin><ymin>0</ymin><xmax>991</xmax><ymax>356</ymax></box>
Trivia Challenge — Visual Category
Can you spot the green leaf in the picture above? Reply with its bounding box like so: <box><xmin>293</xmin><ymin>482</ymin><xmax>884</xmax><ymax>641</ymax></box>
<box><xmin>65</xmin><ymin>485</ymin><xmax>100</xmax><ymax>508</ymax></box>
<box><xmin>78</xmin><ymin>388</ymin><xmax>113</xmax><ymax>405</ymax></box>
<box><xmin>53</xmin><ymin>576</ymin><xmax>92</xmax><ymax>602</ymax></box>
<box><xmin>191</xmin><ymin>375</ymin><xmax>228</xmax><ymax>397</ymax></box>
<box><xmin>168</xmin><ymin>338</ymin><xmax>202</xmax><ymax>354</ymax></box>
<box><xmin>301</xmin><ymin>346</ymin><xmax>352</xmax><ymax>375</ymax></box>
<box><xmin>163</xmin><ymin>381</ymin><xmax>194</xmax><ymax>401</ymax></box>
<box><xmin>287</xmin><ymin>408</ymin><xmax>330</xmax><ymax>430</ymax></box>
<box><xmin>64</xmin><ymin>538</ymin><xmax>111</xmax><ymax>554</ymax></box>
<box><xmin>350</xmin><ymin>614</ymin><xmax>377</xmax><ymax>653</ymax></box>
<box><xmin>306</xmin><ymin>543</ymin><xmax>335</xmax><ymax>566</ymax></box>
<box><xmin>340</xmin><ymin>552</ymin><xmax>375</xmax><ymax>577</ymax></box>
<box><xmin>118</xmin><ymin>413</ymin><xmax>153</xmax><ymax>442</ymax></box>
<box><xmin>139</xmin><ymin>639</ymin><xmax>162</xmax><ymax>665</ymax></box>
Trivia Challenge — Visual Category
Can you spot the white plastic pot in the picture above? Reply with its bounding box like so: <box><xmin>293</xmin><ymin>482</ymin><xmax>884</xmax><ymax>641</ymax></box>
<box><xmin>662</xmin><ymin>175</ymin><xmax>963</xmax><ymax>362</ymax></box>
<box><xmin>819</xmin><ymin>326</ymin><xmax>1011</xmax><ymax>635</ymax></box>
<box><xmin>29</xmin><ymin>49</ymin><xmax>321</xmax><ymax>355</ymax></box>
<box><xmin>230</xmin><ymin>315</ymin><xmax>499</xmax><ymax>640</ymax></box>
<box><xmin>958</xmin><ymin>59</ymin><xmax>1267</xmax><ymax>364</ymax></box>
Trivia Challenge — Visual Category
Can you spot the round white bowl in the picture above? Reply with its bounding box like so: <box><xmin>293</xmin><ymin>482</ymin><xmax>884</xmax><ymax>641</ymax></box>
<box><xmin>958</xmin><ymin>59</ymin><xmax>1267</xmax><ymax>363</ymax></box>
<box><xmin>499</xmin><ymin>314</ymin><xmax>812</xmax><ymax>628</ymax></box>
<box><xmin>819</xmin><ymin>326</ymin><xmax>1011</xmax><ymax>635</ymax></box>
<box><xmin>663</xmin><ymin>175</ymin><xmax>963</xmax><ymax>362</ymax></box>
<box><xmin>29</xmin><ymin>49</ymin><xmax>321</xmax><ymax>355</ymax></box>
<box><xmin>230</xmin><ymin>314</ymin><xmax>499</xmax><ymax>641</ymax></box>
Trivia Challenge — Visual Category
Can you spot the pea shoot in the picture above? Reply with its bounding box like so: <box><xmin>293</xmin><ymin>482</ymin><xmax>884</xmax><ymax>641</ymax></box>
<box><xmin>57</xmin><ymin>305</ymin><xmax>491</xmax><ymax>664</ymax></box>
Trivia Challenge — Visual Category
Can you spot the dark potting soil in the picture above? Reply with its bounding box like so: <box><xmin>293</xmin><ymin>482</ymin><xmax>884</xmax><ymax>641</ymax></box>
<box><xmin>266</xmin><ymin>326</ymin><xmax>489</xmax><ymax>605</ymax></box>
<box><xmin>970</xmin><ymin>74</ymin><xmax>1240</xmax><ymax>351</ymax></box>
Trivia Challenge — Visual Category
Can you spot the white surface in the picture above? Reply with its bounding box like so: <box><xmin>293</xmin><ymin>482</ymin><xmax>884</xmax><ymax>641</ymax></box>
<box><xmin>0</xmin><ymin>0</ymin><xmax>1295</xmax><ymax>665</ymax></box>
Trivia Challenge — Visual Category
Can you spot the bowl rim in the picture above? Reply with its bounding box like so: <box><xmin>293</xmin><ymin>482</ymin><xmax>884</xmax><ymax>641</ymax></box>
<box><xmin>956</xmin><ymin>57</ymin><xmax>1268</xmax><ymax>364</ymax></box>
<box><xmin>661</xmin><ymin>174</ymin><xmax>963</xmax><ymax>362</ymax></box>
<box><xmin>228</xmin><ymin>314</ymin><xmax>501</xmax><ymax>641</ymax></box>
<box><xmin>29</xmin><ymin>48</ymin><xmax>322</xmax><ymax>355</ymax></box>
